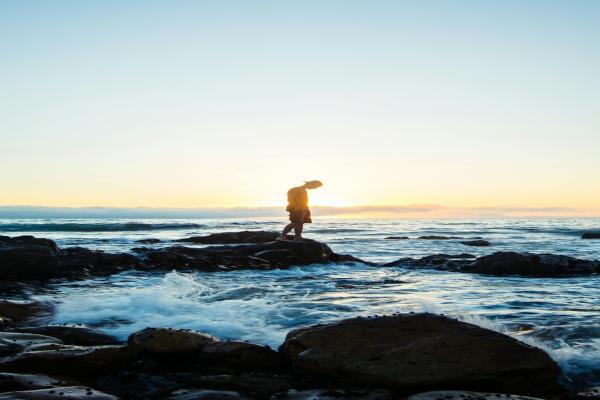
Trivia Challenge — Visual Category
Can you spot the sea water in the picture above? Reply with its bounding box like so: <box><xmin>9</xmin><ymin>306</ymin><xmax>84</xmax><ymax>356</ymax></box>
<box><xmin>1</xmin><ymin>217</ymin><xmax>599</xmax><ymax>387</ymax></box>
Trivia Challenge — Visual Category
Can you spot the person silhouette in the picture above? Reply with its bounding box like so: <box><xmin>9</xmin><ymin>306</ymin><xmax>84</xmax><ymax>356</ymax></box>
<box><xmin>277</xmin><ymin>180</ymin><xmax>323</xmax><ymax>241</ymax></box>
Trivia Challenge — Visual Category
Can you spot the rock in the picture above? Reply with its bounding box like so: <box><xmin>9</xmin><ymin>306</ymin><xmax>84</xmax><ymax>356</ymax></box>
<box><xmin>0</xmin><ymin>373</ymin><xmax>74</xmax><ymax>392</ymax></box>
<box><xmin>0</xmin><ymin>333</ymin><xmax>63</xmax><ymax>357</ymax></box>
<box><xmin>384</xmin><ymin>236</ymin><xmax>409</xmax><ymax>240</ymax></box>
<box><xmin>13</xmin><ymin>325</ymin><xmax>120</xmax><ymax>346</ymax></box>
<box><xmin>200</xmin><ymin>341</ymin><xmax>282</xmax><ymax>370</ymax></box>
<box><xmin>381</xmin><ymin>254</ymin><xmax>475</xmax><ymax>268</ymax></box>
<box><xmin>254</xmin><ymin>249</ymin><xmax>302</xmax><ymax>265</ymax></box>
<box><xmin>128</xmin><ymin>328</ymin><xmax>217</xmax><ymax>355</ymax></box>
<box><xmin>279</xmin><ymin>313</ymin><xmax>561</xmax><ymax>396</ymax></box>
<box><xmin>571</xmin><ymin>387</ymin><xmax>600</xmax><ymax>400</ymax></box>
<box><xmin>168</xmin><ymin>389</ymin><xmax>250</xmax><ymax>400</ymax></box>
<box><xmin>460</xmin><ymin>240</ymin><xmax>491</xmax><ymax>247</ymax></box>
<box><xmin>464</xmin><ymin>252</ymin><xmax>600</xmax><ymax>276</ymax></box>
<box><xmin>582</xmin><ymin>232</ymin><xmax>600</xmax><ymax>239</ymax></box>
<box><xmin>0</xmin><ymin>345</ymin><xmax>132</xmax><ymax>377</ymax></box>
<box><xmin>177</xmin><ymin>231</ymin><xmax>279</xmax><ymax>244</ymax></box>
<box><xmin>189</xmin><ymin>372</ymin><xmax>291</xmax><ymax>398</ymax></box>
<box><xmin>0</xmin><ymin>236</ymin><xmax>61</xmax><ymax>280</ymax></box>
<box><xmin>0</xmin><ymin>386</ymin><xmax>118</xmax><ymax>399</ymax></box>
<box><xmin>95</xmin><ymin>372</ymin><xmax>181</xmax><ymax>399</ymax></box>
<box><xmin>418</xmin><ymin>236</ymin><xmax>461</xmax><ymax>240</ymax></box>
<box><xmin>0</xmin><ymin>301</ymin><xmax>52</xmax><ymax>325</ymax></box>
<box><xmin>271</xmin><ymin>389</ymin><xmax>394</xmax><ymax>400</ymax></box>
<box><xmin>136</xmin><ymin>238</ymin><xmax>162</xmax><ymax>244</ymax></box>
<box><xmin>406</xmin><ymin>391</ymin><xmax>543</xmax><ymax>400</ymax></box>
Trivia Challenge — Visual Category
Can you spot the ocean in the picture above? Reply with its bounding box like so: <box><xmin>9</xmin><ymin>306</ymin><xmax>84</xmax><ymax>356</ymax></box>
<box><xmin>1</xmin><ymin>217</ymin><xmax>599</xmax><ymax>388</ymax></box>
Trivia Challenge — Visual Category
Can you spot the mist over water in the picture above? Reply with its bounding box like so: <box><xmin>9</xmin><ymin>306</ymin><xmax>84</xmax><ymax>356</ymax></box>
<box><xmin>2</xmin><ymin>217</ymin><xmax>599</xmax><ymax>388</ymax></box>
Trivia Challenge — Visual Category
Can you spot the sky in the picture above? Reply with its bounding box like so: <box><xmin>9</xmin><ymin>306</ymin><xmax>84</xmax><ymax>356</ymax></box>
<box><xmin>1</xmin><ymin>1</ymin><xmax>599</xmax><ymax>217</ymax></box>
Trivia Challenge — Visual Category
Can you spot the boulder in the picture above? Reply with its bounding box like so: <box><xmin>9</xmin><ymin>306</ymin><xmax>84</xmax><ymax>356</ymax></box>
<box><xmin>95</xmin><ymin>372</ymin><xmax>181</xmax><ymax>399</ymax></box>
<box><xmin>0</xmin><ymin>345</ymin><xmax>132</xmax><ymax>376</ymax></box>
<box><xmin>168</xmin><ymin>389</ymin><xmax>250</xmax><ymax>400</ymax></box>
<box><xmin>464</xmin><ymin>252</ymin><xmax>600</xmax><ymax>276</ymax></box>
<box><xmin>0</xmin><ymin>301</ymin><xmax>52</xmax><ymax>325</ymax></box>
<box><xmin>406</xmin><ymin>391</ymin><xmax>543</xmax><ymax>400</ymax></box>
<box><xmin>271</xmin><ymin>389</ymin><xmax>394</xmax><ymax>400</ymax></box>
<box><xmin>0</xmin><ymin>373</ymin><xmax>74</xmax><ymax>392</ymax></box>
<box><xmin>0</xmin><ymin>386</ymin><xmax>118</xmax><ymax>400</ymax></box>
<box><xmin>13</xmin><ymin>325</ymin><xmax>120</xmax><ymax>346</ymax></box>
<box><xmin>582</xmin><ymin>232</ymin><xmax>600</xmax><ymax>239</ymax></box>
<box><xmin>0</xmin><ymin>333</ymin><xmax>63</xmax><ymax>357</ymax></box>
<box><xmin>177</xmin><ymin>231</ymin><xmax>279</xmax><ymax>244</ymax></box>
<box><xmin>460</xmin><ymin>240</ymin><xmax>491</xmax><ymax>247</ymax></box>
<box><xmin>128</xmin><ymin>328</ymin><xmax>217</xmax><ymax>355</ymax></box>
<box><xmin>200</xmin><ymin>341</ymin><xmax>282</xmax><ymax>370</ymax></box>
<box><xmin>0</xmin><ymin>236</ymin><xmax>60</xmax><ymax>280</ymax></box>
<box><xmin>279</xmin><ymin>313</ymin><xmax>561</xmax><ymax>396</ymax></box>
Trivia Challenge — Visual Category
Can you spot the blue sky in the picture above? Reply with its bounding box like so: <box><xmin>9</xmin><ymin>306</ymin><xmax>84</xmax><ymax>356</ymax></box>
<box><xmin>1</xmin><ymin>1</ymin><xmax>599</xmax><ymax>214</ymax></box>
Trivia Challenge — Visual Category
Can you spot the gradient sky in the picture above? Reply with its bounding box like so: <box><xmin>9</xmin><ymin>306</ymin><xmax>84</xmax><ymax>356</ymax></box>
<box><xmin>1</xmin><ymin>1</ymin><xmax>599</xmax><ymax>214</ymax></box>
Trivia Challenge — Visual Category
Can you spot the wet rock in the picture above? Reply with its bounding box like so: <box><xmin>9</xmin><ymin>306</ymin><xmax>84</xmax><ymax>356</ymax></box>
<box><xmin>279</xmin><ymin>313</ymin><xmax>561</xmax><ymax>396</ymax></box>
<box><xmin>381</xmin><ymin>254</ymin><xmax>475</xmax><ymax>269</ymax></box>
<box><xmin>136</xmin><ymin>238</ymin><xmax>162</xmax><ymax>244</ymax></box>
<box><xmin>0</xmin><ymin>373</ymin><xmax>74</xmax><ymax>392</ymax></box>
<box><xmin>0</xmin><ymin>301</ymin><xmax>52</xmax><ymax>325</ymax></box>
<box><xmin>582</xmin><ymin>232</ymin><xmax>600</xmax><ymax>239</ymax></box>
<box><xmin>0</xmin><ymin>236</ymin><xmax>61</xmax><ymax>280</ymax></box>
<box><xmin>384</xmin><ymin>236</ymin><xmax>409</xmax><ymax>240</ymax></box>
<box><xmin>177</xmin><ymin>231</ymin><xmax>279</xmax><ymax>244</ymax></box>
<box><xmin>189</xmin><ymin>372</ymin><xmax>292</xmax><ymax>398</ymax></box>
<box><xmin>406</xmin><ymin>391</ymin><xmax>543</xmax><ymax>400</ymax></box>
<box><xmin>460</xmin><ymin>240</ymin><xmax>491</xmax><ymax>247</ymax></box>
<box><xmin>128</xmin><ymin>328</ymin><xmax>217</xmax><ymax>355</ymax></box>
<box><xmin>0</xmin><ymin>386</ymin><xmax>118</xmax><ymax>399</ymax></box>
<box><xmin>464</xmin><ymin>252</ymin><xmax>600</xmax><ymax>276</ymax></box>
<box><xmin>254</xmin><ymin>249</ymin><xmax>302</xmax><ymax>265</ymax></box>
<box><xmin>95</xmin><ymin>372</ymin><xmax>181</xmax><ymax>399</ymax></box>
<box><xmin>200</xmin><ymin>341</ymin><xmax>282</xmax><ymax>370</ymax></box>
<box><xmin>0</xmin><ymin>333</ymin><xmax>63</xmax><ymax>357</ymax></box>
<box><xmin>168</xmin><ymin>389</ymin><xmax>250</xmax><ymax>400</ymax></box>
<box><xmin>571</xmin><ymin>387</ymin><xmax>600</xmax><ymax>400</ymax></box>
<box><xmin>418</xmin><ymin>236</ymin><xmax>461</xmax><ymax>240</ymax></box>
<box><xmin>271</xmin><ymin>389</ymin><xmax>394</xmax><ymax>400</ymax></box>
<box><xmin>13</xmin><ymin>325</ymin><xmax>119</xmax><ymax>346</ymax></box>
<box><xmin>0</xmin><ymin>345</ymin><xmax>133</xmax><ymax>377</ymax></box>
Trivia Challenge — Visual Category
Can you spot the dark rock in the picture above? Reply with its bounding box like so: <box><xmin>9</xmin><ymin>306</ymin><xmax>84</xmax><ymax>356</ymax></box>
<box><xmin>460</xmin><ymin>240</ymin><xmax>491</xmax><ymax>247</ymax></box>
<box><xmin>200</xmin><ymin>341</ymin><xmax>282</xmax><ymax>370</ymax></box>
<box><xmin>279</xmin><ymin>313</ymin><xmax>561</xmax><ymax>396</ymax></box>
<box><xmin>189</xmin><ymin>372</ymin><xmax>292</xmax><ymax>398</ymax></box>
<box><xmin>571</xmin><ymin>387</ymin><xmax>600</xmax><ymax>400</ymax></box>
<box><xmin>271</xmin><ymin>389</ymin><xmax>394</xmax><ymax>400</ymax></box>
<box><xmin>384</xmin><ymin>236</ymin><xmax>409</xmax><ymax>240</ymax></box>
<box><xmin>381</xmin><ymin>254</ymin><xmax>475</xmax><ymax>269</ymax></box>
<box><xmin>0</xmin><ymin>386</ymin><xmax>118</xmax><ymax>399</ymax></box>
<box><xmin>582</xmin><ymin>232</ymin><xmax>600</xmax><ymax>239</ymax></box>
<box><xmin>128</xmin><ymin>328</ymin><xmax>217</xmax><ymax>355</ymax></box>
<box><xmin>177</xmin><ymin>231</ymin><xmax>279</xmax><ymax>244</ymax></box>
<box><xmin>136</xmin><ymin>238</ymin><xmax>162</xmax><ymax>244</ymax></box>
<box><xmin>0</xmin><ymin>301</ymin><xmax>53</xmax><ymax>325</ymax></box>
<box><xmin>418</xmin><ymin>236</ymin><xmax>461</xmax><ymax>240</ymax></box>
<box><xmin>0</xmin><ymin>333</ymin><xmax>62</xmax><ymax>357</ymax></box>
<box><xmin>95</xmin><ymin>372</ymin><xmax>181</xmax><ymax>399</ymax></box>
<box><xmin>13</xmin><ymin>325</ymin><xmax>120</xmax><ymax>346</ymax></box>
<box><xmin>168</xmin><ymin>389</ymin><xmax>250</xmax><ymax>400</ymax></box>
<box><xmin>0</xmin><ymin>373</ymin><xmax>74</xmax><ymax>392</ymax></box>
<box><xmin>0</xmin><ymin>345</ymin><xmax>133</xmax><ymax>377</ymax></box>
<box><xmin>406</xmin><ymin>391</ymin><xmax>543</xmax><ymax>400</ymax></box>
<box><xmin>464</xmin><ymin>252</ymin><xmax>600</xmax><ymax>276</ymax></box>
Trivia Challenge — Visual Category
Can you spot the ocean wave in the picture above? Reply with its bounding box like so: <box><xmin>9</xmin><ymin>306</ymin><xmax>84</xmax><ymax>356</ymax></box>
<box><xmin>0</xmin><ymin>222</ymin><xmax>205</xmax><ymax>232</ymax></box>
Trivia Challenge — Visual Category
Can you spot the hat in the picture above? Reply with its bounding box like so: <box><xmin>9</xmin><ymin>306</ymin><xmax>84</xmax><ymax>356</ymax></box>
<box><xmin>304</xmin><ymin>180</ymin><xmax>323</xmax><ymax>188</ymax></box>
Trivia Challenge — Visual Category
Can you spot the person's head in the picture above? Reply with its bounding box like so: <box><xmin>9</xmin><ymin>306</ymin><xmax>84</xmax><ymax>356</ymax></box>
<box><xmin>303</xmin><ymin>180</ymin><xmax>323</xmax><ymax>190</ymax></box>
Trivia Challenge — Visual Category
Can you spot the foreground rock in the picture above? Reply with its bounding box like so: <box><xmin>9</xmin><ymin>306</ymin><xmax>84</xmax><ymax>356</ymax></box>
<box><xmin>128</xmin><ymin>327</ymin><xmax>217</xmax><ymax>355</ymax></box>
<box><xmin>271</xmin><ymin>389</ymin><xmax>393</xmax><ymax>399</ymax></box>
<box><xmin>280</xmin><ymin>313</ymin><xmax>561</xmax><ymax>396</ymax></box>
<box><xmin>12</xmin><ymin>325</ymin><xmax>119</xmax><ymax>346</ymax></box>
<box><xmin>383</xmin><ymin>252</ymin><xmax>600</xmax><ymax>276</ymax></box>
<box><xmin>0</xmin><ymin>301</ymin><xmax>52</xmax><ymax>325</ymax></box>
<box><xmin>177</xmin><ymin>231</ymin><xmax>279</xmax><ymax>244</ymax></box>
<box><xmin>0</xmin><ymin>373</ymin><xmax>74</xmax><ymax>392</ymax></box>
<box><xmin>406</xmin><ymin>391</ymin><xmax>543</xmax><ymax>400</ymax></box>
<box><xmin>0</xmin><ymin>386</ymin><xmax>118</xmax><ymax>399</ymax></box>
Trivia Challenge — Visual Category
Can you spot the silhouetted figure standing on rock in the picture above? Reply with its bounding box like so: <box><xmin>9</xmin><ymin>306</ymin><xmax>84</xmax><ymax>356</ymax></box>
<box><xmin>278</xmin><ymin>180</ymin><xmax>323</xmax><ymax>241</ymax></box>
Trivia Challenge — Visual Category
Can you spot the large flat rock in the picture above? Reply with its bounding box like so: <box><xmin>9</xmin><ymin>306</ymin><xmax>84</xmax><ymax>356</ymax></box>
<box><xmin>279</xmin><ymin>313</ymin><xmax>561</xmax><ymax>396</ymax></box>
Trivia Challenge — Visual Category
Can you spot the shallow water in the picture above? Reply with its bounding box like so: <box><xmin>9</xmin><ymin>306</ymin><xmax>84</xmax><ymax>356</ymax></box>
<box><xmin>2</xmin><ymin>217</ymin><xmax>599</xmax><ymax>388</ymax></box>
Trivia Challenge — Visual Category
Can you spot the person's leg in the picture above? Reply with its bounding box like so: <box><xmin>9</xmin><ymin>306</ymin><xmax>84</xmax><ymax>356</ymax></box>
<box><xmin>277</xmin><ymin>223</ymin><xmax>294</xmax><ymax>240</ymax></box>
<box><xmin>293</xmin><ymin>222</ymin><xmax>304</xmax><ymax>240</ymax></box>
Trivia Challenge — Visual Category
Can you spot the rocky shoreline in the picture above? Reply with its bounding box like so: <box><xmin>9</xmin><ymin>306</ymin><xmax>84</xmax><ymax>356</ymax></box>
<box><xmin>1</xmin><ymin>299</ymin><xmax>592</xmax><ymax>400</ymax></box>
<box><xmin>1</xmin><ymin>231</ymin><xmax>599</xmax><ymax>399</ymax></box>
